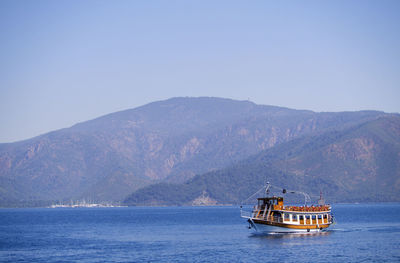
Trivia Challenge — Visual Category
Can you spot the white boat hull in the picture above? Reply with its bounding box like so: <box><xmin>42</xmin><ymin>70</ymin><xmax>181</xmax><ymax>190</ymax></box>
<box><xmin>251</xmin><ymin>222</ymin><xmax>324</xmax><ymax>233</ymax></box>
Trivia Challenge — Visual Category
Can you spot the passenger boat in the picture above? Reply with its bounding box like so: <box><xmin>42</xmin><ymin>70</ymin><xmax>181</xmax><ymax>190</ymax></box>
<box><xmin>240</xmin><ymin>183</ymin><xmax>334</xmax><ymax>233</ymax></box>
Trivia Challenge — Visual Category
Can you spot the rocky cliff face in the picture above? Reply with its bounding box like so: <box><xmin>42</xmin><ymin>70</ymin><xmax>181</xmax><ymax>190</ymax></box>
<box><xmin>124</xmin><ymin>115</ymin><xmax>400</xmax><ymax>205</ymax></box>
<box><xmin>0</xmin><ymin>97</ymin><xmax>389</xmax><ymax>206</ymax></box>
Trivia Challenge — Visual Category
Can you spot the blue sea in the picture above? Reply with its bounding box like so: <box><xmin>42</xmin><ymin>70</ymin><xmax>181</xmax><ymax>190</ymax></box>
<box><xmin>1</xmin><ymin>204</ymin><xmax>399</xmax><ymax>262</ymax></box>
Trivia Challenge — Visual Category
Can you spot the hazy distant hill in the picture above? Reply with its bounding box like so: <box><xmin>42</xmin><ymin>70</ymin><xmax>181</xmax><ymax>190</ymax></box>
<box><xmin>0</xmin><ymin>97</ymin><xmax>391</xmax><ymax>207</ymax></box>
<box><xmin>124</xmin><ymin>115</ymin><xmax>400</xmax><ymax>205</ymax></box>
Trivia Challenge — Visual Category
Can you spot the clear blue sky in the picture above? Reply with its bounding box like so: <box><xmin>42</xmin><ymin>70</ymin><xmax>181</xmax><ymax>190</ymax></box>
<box><xmin>1</xmin><ymin>0</ymin><xmax>399</xmax><ymax>143</ymax></box>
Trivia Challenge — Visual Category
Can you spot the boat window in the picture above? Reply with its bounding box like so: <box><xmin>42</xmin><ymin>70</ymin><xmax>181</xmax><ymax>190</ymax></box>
<box><xmin>306</xmin><ymin>215</ymin><xmax>310</xmax><ymax>220</ymax></box>
<box><xmin>284</xmin><ymin>214</ymin><xmax>290</xmax><ymax>220</ymax></box>
<box><xmin>312</xmin><ymin>215</ymin><xmax>316</xmax><ymax>220</ymax></box>
<box><xmin>299</xmin><ymin>215</ymin><xmax>304</xmax><ymax>220</ymax></box>
<box><xmin>292</xmin><ymin>215</ymin><xmax>298</xmax><ymax>221</ymax></box>
<box><xmin>318</xmin><ymin>215</ymin><xmax>322</xmax><ymax>219</ymax></box>
<box><xmin>323</xmin><ymin>214</ymin><xmax>327</xmax><ymax>219</ymax></box>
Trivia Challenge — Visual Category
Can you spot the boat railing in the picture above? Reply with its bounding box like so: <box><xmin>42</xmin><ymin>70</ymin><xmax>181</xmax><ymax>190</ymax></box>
<box><xmin>249</xmin><ymin>209</ymin><xmax>283</xmax><ymax>223</ymax></box>
<box><xmin>241</xmin><ymin>210</ymin><xmax>252</xmax><ymax>218</ymax></box>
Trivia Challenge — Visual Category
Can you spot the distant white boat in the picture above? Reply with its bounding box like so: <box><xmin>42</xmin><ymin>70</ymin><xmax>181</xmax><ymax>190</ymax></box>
<box><xmin>48</xmin><ymin>200</ymin><xmax>126</xmax><ymax>208</ymax></box>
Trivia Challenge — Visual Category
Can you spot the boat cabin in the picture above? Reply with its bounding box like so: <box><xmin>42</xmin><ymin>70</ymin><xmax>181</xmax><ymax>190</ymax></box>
<box><xmin>257</xmin><ymin>196</ymin><xmax>284</xmax><ymax>210</ymax></box>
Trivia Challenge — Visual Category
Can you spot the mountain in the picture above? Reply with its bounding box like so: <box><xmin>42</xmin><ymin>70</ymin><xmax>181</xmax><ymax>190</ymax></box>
<box><xmin>124</xmin><ymin>115</ymin><xmax>400</xmax><ymax>205</ymax></box>
<box><xmin>0</xmin><ymin>97</ymin><xmax>391</xmax><ymax>207</ymax></box>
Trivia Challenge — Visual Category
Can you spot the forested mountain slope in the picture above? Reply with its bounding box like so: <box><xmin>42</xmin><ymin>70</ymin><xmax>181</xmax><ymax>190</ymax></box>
<box><xmin>124</xmin><ymin>115</ymin><xmax>400</xmax><ymax>205</ymax></box>
<box><xmin>0</xmin><ymin>97</ymin><xmax>389</xmax><ymax>206</ymax></box>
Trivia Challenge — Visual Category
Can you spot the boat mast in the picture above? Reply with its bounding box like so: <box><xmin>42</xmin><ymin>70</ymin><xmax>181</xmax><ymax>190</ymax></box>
<box><xmin>265</xmin><ymin>182</ymin><xmax>271</xmax><ymax>197</ymax></box>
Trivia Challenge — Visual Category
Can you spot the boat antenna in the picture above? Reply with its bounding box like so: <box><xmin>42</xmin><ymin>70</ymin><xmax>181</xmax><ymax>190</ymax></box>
<box><xmin>318</xmin><ymin>190</ymin><xmax>325</xmax><ymax>205</ymax></box>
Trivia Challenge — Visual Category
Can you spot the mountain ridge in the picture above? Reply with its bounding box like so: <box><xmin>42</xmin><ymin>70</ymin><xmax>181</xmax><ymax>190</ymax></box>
<box><xmin>0</xmin><ymin>97</ymin><xmax>395</xmax><ymax>207</ymax></box>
